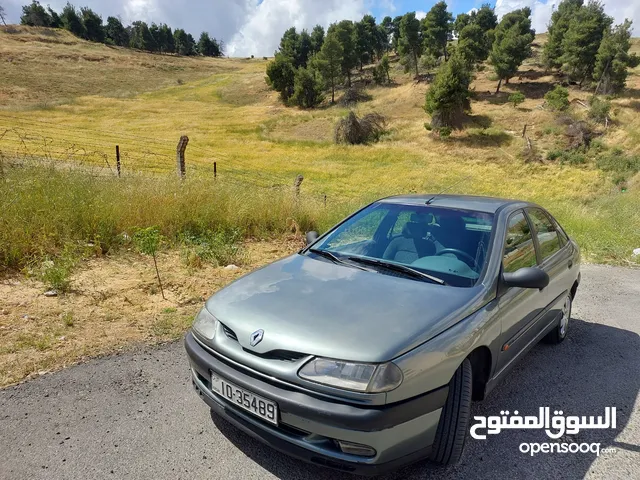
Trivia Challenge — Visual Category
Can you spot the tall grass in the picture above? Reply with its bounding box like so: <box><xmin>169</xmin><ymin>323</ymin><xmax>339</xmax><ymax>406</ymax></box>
<box><xmin>0</xmin><ymin>163</ymin><xmax>355</xmax><ymax>271</ymax></box>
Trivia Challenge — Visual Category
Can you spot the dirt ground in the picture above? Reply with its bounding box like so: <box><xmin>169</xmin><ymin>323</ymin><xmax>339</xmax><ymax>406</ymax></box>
<box><xmin>0</xmin><ymin>237</ymin><xmax>303</xmax><ymax>387</ymax></box>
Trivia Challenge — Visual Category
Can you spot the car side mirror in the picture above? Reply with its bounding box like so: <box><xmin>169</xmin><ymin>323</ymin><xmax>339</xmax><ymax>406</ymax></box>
<box><xmin>305</xmin><ymin>231</ymin><xmax>319</xmax><ymax>246</ymax></box>
<box><xmin>503</xmin><ymin>267</ymin><xmax>550</xmax><ymax>290</ymax></box>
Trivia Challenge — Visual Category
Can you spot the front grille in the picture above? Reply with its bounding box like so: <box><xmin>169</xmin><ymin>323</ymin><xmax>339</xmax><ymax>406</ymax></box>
<box><xmin>243</xmin><ymin>348</ymin><xmax>308</xmax><ymax>362</ymax></box>
<box><xmin>221</xmin><ymin>323</ymin><xmax>238</xmax><ymax>342</ymax></box>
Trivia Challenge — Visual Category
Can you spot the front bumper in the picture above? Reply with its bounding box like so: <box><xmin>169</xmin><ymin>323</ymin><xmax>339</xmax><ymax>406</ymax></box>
<box><xmin>185</xmin><ymin>331</ymin><xmax>446</xmax><ymax>475</ymax></box>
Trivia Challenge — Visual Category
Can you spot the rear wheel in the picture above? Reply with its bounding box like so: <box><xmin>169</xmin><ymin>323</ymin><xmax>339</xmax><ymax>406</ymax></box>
<box><xmin>544</xmin><ymin>294</ymin><xmax>572</xmax><ymax>344</ymax></box>
<box><xmin>429</xmin><ymin>358</ymin><xmax>472</xmax><ymax>465</ymax></box>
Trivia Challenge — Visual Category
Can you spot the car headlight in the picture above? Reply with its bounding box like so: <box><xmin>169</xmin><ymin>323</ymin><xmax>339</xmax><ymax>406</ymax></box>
<box><xmin>298</xmin><ymin>358</ymin><xmax>403</xmax><ymax>393</ymax></box>
<box><xmin>192</xmin><ymin>307</ymin><xmax>218</xmax><ymax>341</ymax></box>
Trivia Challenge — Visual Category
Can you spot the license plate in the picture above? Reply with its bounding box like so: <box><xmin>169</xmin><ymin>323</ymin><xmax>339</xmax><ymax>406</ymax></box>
<box><xmin>210</xmin><ymin>374</ymin><xmax>278</xmax><ymax>425</ymax></box>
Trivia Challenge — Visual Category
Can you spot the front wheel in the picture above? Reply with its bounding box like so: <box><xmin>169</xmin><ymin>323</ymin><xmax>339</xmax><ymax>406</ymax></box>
<box><xmin>544</xmin><ymin>294</ymin><xmax>572</xmax><ymax>344</ymax></box>
<box><xmin>429</xmin><ymin>358</ymin><xmax>472</xmax><ymax>465</ymax></box>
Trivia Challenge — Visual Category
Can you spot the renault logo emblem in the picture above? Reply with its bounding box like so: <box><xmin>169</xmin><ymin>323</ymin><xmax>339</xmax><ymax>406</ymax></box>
<box><xmin>250</xmin><ymin>329</ymin><xmax>264</xmax><ymax>347</ymax></box>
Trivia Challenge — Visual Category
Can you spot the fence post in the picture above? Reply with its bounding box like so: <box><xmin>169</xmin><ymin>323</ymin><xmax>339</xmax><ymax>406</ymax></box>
<box><xmin>214</xmin><ymin>161</ymin><xmax>217</xmax><ymax>179</ymax></box>
<box><xmin>176</xmin><ymin>135</ymin><xmax>189</xmax><ymax>179</ymax></box>
<box><xmin>324</xmin><ymin>194</ymin><xmax>327</xmax><ymax>208</ymax></box>
<box><xmin>115</xmin><ymin>145</ymin><xmax>121</xmax><ymax>177</ymax></box>
<box><xmin>294</xmin><ymin>174</ymin><xmax>304</xmax><ymax>197</ymax></box>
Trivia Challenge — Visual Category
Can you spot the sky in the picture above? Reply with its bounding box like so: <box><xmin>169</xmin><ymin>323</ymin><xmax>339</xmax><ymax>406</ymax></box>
<box><xmin>2</xmin><ymin>0</ymin><xmax>639</xmax><ymax>57</ymax></box>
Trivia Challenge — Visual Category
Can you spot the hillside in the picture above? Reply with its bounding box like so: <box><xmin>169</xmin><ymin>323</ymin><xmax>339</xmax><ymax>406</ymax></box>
<box><xmin>1</xmin><ymin>26</ymin><xmax>639</xmax><ymax>264</ymax></box>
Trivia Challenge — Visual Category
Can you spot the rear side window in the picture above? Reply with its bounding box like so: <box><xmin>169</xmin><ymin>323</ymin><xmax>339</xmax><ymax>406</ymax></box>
<box><xmin>527</xmin><ymin>208</ymin><xmax>562</xmax><ymax>262</ymax></box>
<box><xmin>503</xmin><ymin>212</ymin><xmax>537</xmax><ymax>273</ymax></box>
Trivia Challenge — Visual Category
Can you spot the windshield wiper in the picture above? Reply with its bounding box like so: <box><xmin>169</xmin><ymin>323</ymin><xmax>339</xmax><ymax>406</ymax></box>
<box><xmin>344</xmin><ymin>256</ymin><xmax>447</xmax><ymax>285</ymax></box>
<box><xmin>308</xmin><ymin>249</ymin><xmax>371</xmax><ymax>271</ymax></box>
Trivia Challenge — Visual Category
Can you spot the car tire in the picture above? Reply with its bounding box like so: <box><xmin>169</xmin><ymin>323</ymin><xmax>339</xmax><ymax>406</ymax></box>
<box><xmin>429</xmin><ymin>358</ymin><xmax>472</xmax><ymax>466</ymax></box>
<box><xmin>544</xmin><ymin>293</ymin><xmax>572</xmax><ymax>344</ymax></box>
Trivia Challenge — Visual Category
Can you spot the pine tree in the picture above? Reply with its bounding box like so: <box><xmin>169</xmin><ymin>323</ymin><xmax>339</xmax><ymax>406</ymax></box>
<box><xmin>422</xmin><ymin>1</ymin><xmax>453</xmax><ymax>61</ymax></box>
<box><xmin>560</xmin><ymin>1</ymin><xmax>612</xmax><ymax>85</ymax></box>
<box><xmin>543</xmin><ymin>0</ymin><xmax>583</xmax><ymax>70</ymax></box>
<box><xmin>398</xmin><ymin>12</ymin><xmax>422</xmax><ymax>77</ymax></box>
<box><xmin>594</xmin><ymin>20</ymin><xmax>635</xmax><ymax>94</ymax></box>
<box><xmin>489</xmin><ymin>8</ymin><xmax>535</xmax><ymax>93</ymax></box>
<box><xmin>310</xmin><ymin>25</ymin><xmax>325</xmax><ymax>54</ymax></box>
<box><xmin>292</xmin><ymin>66</ymin><xmax>324</xmax><ymax>108</ymax></box>
<box><xmin>457</xmin><ymin>23</ymin><xmax>488</xmax><ymax>65</ymax></box>
<box><xmin>105</xmin><ymin>16</ymin><xmax>128</xmax><ymax>47</ymax></box>
<box><xmin>327</xmin><ymin>20</ymin><xmax>357</xmax><ymax>87</ymax></box>
<box><xmin>314</xmin><ymin>33</ymin><xmax>344</xmax><ymax>103</ymax></box>
<box><xmin>60</xmin><ymin>3</ymin><xmax>86</xmax><ymax>39</ymax></box>
<box><xmin>265</xmin><ymin>54</ymin><xmax>296</xmax><ymax>101</ymax></box>
<box><xmin>425</xmin><ymin>51</ymin><xmax>472</xmax><ymax>130</ymax></box>
<box><xmin>81</xmin><ymin>7</ymin><xmax>104</xmax><ymax>43</ymax></box>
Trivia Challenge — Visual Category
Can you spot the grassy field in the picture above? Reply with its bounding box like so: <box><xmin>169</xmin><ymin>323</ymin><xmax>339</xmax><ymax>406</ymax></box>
<box><xmin>1</xmin><ymin>27</ymin><xmax>639</xmax><ymax>266</ymax></box>
<box><xmin>0</xmin><ymin>26</ymin><xmax>639</xmax><ymax>386</ymax></box>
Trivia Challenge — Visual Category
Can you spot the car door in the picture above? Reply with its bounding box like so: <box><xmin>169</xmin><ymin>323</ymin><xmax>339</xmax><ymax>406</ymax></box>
<box><xmin>525</xmin><ymin>208</ymin><xmax>574</xmax><ymax>330</ymax></box>
<box><xmin>496</xmin><ymin>210</ymin><xmax>548</xmax><ymax>373</ymax></box>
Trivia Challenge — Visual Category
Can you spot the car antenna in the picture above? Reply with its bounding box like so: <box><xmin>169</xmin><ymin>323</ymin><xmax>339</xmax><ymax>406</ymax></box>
<box><xmin>425</xmin><ymin>175</ymin><xmax>473</xmax><ymax>204</ymax></box>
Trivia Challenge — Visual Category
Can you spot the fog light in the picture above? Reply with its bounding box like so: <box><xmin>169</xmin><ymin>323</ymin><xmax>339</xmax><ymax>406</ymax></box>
<box><xmin>336</xmin><ymin>440</ymin><xmax>376</xmax><ymax>457</ymax></box>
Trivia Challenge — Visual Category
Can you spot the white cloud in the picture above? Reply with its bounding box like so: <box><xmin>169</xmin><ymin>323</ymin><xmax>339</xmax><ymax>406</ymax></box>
<box><xmin>495</xmin><ymin>0</ymin><xmax>640</xmax><ymax>34</ymax></box>
<box><xmin>415</xmin><ymin>10</ymin><xmax>427</xmax><ymax>20</ymax></box>
<box><xmin>227</xmin><ymin>0</ymin><xmax>369</xmax><ymax>57</ymax></box>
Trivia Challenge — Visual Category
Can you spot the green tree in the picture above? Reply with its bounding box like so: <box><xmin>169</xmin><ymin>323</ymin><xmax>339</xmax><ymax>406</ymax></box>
<box><xmin>20</xmin><ymin>1</ymin><xmax>53</xmax><ymax>26</ymax></box>
<box><xmin>80</xmin><ymin>7</ymin><xmax>104</xmax><ymax>43</ymax></box>
<box><xmin>422</xmin><ymin>1</ymin><xmax>453</xmax><ymax>61</ymax></box>
<box><xmin>158</xmin><ymin>23</ymin><xmax>175</xmax><ymax>53</ymax></box>
<box><xmin>374</xmin><ymin>54</ymin><xmax>391</xmax><ymax>84</ymax></box>
<box><xmin>425</xmin><ymin>51</ymin><xmax>472</xmax><ymax>130</ymax></box>
<box><xmin>457</xmin><ymin>23</ymin><xmax>488</xmax><ymax>65</ymax></box>
<box><xmin>391</xmin><ymin>15</ymin><xmax>403</xmax><ymax>52</ymax></box>
<box><xmin>292</xmin><ymin>66</ymin><xmax>324</xmax><ymax>108</ymax></box>
<box><xmin>298</xmin><ymin>29</ymin><xmax>313</xmax><ymax>67</ymax></box>
<box><xmin>398</xmin><ymin>12</ymin><xmax>422</xmax><ymax>77</ymax></box>
<box><xmin>60</xmin><ymin>3</ymin><xmax>85</xmax><ymax>38</ymax></box>
<box><xmin>472</xmin><ymin>4</ymin><xmax>498</xmax><ymax>54</ymax></box>
<box><xmin>265</xmin><ymin>53</ymin><xmax>296</xmax><ymax>101</ymax></box>
<box><xmin>310</xmin><ymin>25</ymin><xmax>325</xmax><ymax>54</ymax></box>
<box><xmin>560</xmin><ymin>1</ymin><xmax>612</xmax><ymax>85</ymax></box>
<box><xmin>508</xmin><ymin>92</ymin><xmax>526</xmax><ymax>107</ymax></box>
<box><xmin>544</xmin><ymin>85</ymin><xmax>570</xmax><ymax>111</ymax></box>
<box><xmin>314</xmin><ymin>33</ymin><xmax>344</xmax><ymax>103</ymax></box>
<box><xmin>374</xmin><ymin>24</ymin><xmax>389</xmax><ymax>59</ymax></box>
<box><xmin>543</xmin><ymin>0</ymin><xmax>583</xmax><ymax>69</ymax></box>
<box><xmin>197</xmin><ymin>31</ymin><xmax>222</xmax><ymax>57</ymax></box>
<box><xmin>148</xmin><ymin>22</ymin><xmax>161</xmax><ymax>52</ymax></box>
<box><xmin>47</xmin><ymin>6</ymin><xmax>61</xmax><ymax>27</ymax></box>
<box><xmin>278</xmin><ymin>27</ymin><xmax>300</xmax><ymax>63</ymax></box>
<box><xmin>130</xmin><ymin>21</ymin><xmax>152</xmax><ymax>51</ymax></box>
<box><xmin>173</xmin><ymin>28</ymin><xmax>195</xmax><ymax>55</ymax></box>
<box><xmin>105</xmin><ymin>16</ymin><xmax>128</xmax><ymax>46</ymax></box>
<box><xmin>327</xmin><ymin>20</ymin><xmax>357</xmax><ymax>87</ymax></box>
<box><xmin>454</xmin><ymin>13</ymin><xmax>471</xmax><ymax>36</ymax></box>
<box><xmin>132</xmin><ymin>227</ymin><xmax>165</xmax><ymax>300</ymax></box>
<box><xmin>593</xmin><ymin>20</ymin><xmax>635</xmax><ymax>94</ymax></box>
<box><xmin>489</xmin><ymin>8</ymin><xmax>535</xmax><ymax>93</ymax></box>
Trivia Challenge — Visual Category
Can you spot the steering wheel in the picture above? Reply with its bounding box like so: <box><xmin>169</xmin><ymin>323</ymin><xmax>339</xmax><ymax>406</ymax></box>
<box><xmin>436</xmin><ymin>248</ymin><xmax>478</xmax><ymax>270</ymax></box>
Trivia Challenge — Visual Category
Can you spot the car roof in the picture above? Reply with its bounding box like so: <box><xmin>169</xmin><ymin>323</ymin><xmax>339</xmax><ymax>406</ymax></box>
<box><xmin>377</xmin><ymin>194</ymin><xmax>533</xmax><ymax>214</ymax></box>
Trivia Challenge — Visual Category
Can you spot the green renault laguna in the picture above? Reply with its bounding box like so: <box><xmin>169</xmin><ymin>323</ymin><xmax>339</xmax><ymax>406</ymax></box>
<box><xmin>185</xmin><ymin>194</ymin><xmax>581</xmax><ymax>475</ymax></box>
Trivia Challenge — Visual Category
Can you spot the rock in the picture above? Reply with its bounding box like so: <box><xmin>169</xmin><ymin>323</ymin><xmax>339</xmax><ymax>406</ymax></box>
<box><xmin>44</xmin><ymin>290</ymin><xmax>58</xmax><ymax>297</ymax></box>
<box><xmin>224</xmin><ymin>264</ymin><xmax>239</xmax><ymax>271</ymax></box>
<box><xmin>633</xmin><ymin>248</ymin><xmax>640</xmax><ymax>257</ymax></box>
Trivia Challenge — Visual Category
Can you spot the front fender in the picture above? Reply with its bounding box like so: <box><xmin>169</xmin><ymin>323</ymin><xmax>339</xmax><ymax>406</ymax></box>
<box><xmin>386</xmin><ymin>300</ymin><xmax>502</xmax><ymax>404</ymax></box>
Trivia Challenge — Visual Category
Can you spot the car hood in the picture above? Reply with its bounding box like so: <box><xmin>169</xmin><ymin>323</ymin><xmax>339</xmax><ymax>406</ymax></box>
<box><xmin>206</xmin><ymin>254</ymin><xmax>486</xmax><ymax>363</ymax></box>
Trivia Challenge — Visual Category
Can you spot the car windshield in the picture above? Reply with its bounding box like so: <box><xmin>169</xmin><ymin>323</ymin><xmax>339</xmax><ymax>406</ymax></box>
<box><xmin>311</xmin><ymin>202</ymin><xmax>494</xmax><ymax>287</ymax></box>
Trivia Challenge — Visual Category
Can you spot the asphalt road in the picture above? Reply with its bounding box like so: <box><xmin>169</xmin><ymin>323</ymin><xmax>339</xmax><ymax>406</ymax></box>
<box><xmin>1</xmin><ymin>264</ymin><xmax>639</xmax><ymax>480</ymax></box>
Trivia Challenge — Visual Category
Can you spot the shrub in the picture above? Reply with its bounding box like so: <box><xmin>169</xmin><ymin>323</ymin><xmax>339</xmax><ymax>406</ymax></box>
<box><xmin>40</xmin><ymin>257</ymin><xmax>74</xmax><ymax>292</ymax></box>
<box><xmin>508</xmin><ymin>92</ymin><xmax>526</xmax><ymax>108</ymax></box>
<box><xmin>181</xmin><ymin>228</ymin><xmax>244</xmax><ymax>268</ymax></box>
<box><xmin>588</xmin><ymin>95</ymin><xmax>611</xmax><ymax>124</ymax></box>
<box><xmin>132</xmin><ymin>226</ymin><xmax>165</xmax><ymax>299</ymax></box>
<box><xmin>547</xmin><ymin>149</ymin><xmax>563</xmax><ymax>161</ymax></box>
<box><xmin>338</xmin><ymin>88</ymin><xmax>372</xmax><ymax>106</ymax></box>
<box><xmin>334</xmin><ymin>111</ymin><xmax>387</xmax><ymax>145</ymax></box>
<box><xmin>544</xmin><ymin>85</ymin><xmax>570</xmax><ymax>111</ymax></box>
<box><xmin>438</xmin><ymin>126</ymin><xmax>453</xmax><ymax>138</ymax></box>
<box><xmin>424</xmin><ymin>122</ymin><xmax>432</xmax><ymax>131</ymax></box>
<box><xmin>596</xmin><ymin>148</ymin><xmax>640</xmax><ymax>177</ymax></box>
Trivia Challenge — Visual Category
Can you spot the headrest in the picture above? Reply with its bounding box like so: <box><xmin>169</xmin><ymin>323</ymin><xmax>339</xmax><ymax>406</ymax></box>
<box><xmin>402</xmin><ymin>221</ymin><xmax>429</xmax><ymax>239</ymax></box>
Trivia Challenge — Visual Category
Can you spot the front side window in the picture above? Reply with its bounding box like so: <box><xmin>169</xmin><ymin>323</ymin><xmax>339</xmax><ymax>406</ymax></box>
<box><xmin>313</xmin><ymin>203</ymin><xmax>494</xmax><ymax>287</ymax></box>
<box><xmin>503</xmin><ymin>211</ymin><xmax>537</xmax><ymax>273</ymax></box>
<box><xmin>527</xmin><ymin>208</ymin><xmax>562</xmax><ymax>262</ymax></box>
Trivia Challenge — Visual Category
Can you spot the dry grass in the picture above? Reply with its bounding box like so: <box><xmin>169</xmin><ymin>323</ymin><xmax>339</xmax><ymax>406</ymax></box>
<box><xmin>0</xmin><ymin>237</ymin><xmax>303</xmax><ymax>387</ymax></box>
<box><xmin>0</xmin><ymin>27</ymin><xmax>639</xmax><ymax>265</ymax></box>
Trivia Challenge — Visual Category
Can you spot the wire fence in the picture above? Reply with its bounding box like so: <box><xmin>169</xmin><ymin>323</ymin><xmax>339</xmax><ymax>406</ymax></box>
<box><xmin>0</xmin><ymin>114</ymin><xmax>336</xmax><ymax>205</ymax></box>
